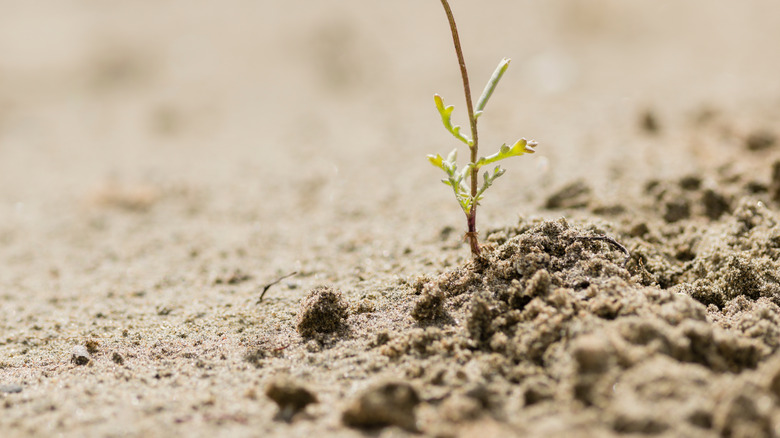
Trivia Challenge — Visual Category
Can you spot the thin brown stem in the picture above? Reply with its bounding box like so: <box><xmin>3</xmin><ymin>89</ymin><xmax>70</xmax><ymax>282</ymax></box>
<box><xmin>439</xmin><ymin>0</ymin><xmax>481</xmax><ymax>256</ymax></box>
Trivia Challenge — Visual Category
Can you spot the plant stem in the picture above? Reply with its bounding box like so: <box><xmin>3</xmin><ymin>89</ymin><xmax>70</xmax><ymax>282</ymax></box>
<box><xmin>439</xmin><ymin>0</ymin><xmax>481</xmax><ymax>256</ymax></box>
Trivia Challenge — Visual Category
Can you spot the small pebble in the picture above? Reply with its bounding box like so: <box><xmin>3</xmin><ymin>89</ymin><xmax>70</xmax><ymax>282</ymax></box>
<box><xmin>85</xmin><ymin>340</ymin><xmax>100</xmax><ymax>354</ymax></box>
<box><xmin>640</xmin><ymin>109</ymin><xmax>661</xmax><ymax>134</ymax></box>
<box><xmin>71</xmin><ymin>345</ymin><xmax>91</xmax><ymax>366</ymax></box>
<box><xmin>746</xmin><ymin>130</ymin><xmax>776</xmax><ymax>151</ymax></box>
<box><xmin>0</xmin><ymin>384</ymin><xmax>23</xmax><ymax>394</ymax></box>
<box><xmin>112</xmin><ymin>352</ymin><xmax>125</xmax><ymax>365</ymax></box>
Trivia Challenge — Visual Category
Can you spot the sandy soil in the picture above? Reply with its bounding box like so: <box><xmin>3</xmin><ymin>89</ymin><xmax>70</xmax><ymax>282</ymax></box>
<box><xmin>2</xmin><ymin>1</ymin><xmax>780</xmax><ymax>437</ymax></box>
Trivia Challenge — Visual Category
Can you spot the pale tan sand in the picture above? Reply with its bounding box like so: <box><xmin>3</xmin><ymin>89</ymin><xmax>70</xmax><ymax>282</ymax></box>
<box><xmin>2</xmin><ymin>1</ymin><xmax>780</xmax><ymax>437</ymax></box>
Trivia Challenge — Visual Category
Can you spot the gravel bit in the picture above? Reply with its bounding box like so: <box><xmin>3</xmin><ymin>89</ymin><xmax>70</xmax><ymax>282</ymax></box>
<box><xmin>71</xmin><ymin>345</ymin><xmax>91</xmax><ymax>366</ymax></box>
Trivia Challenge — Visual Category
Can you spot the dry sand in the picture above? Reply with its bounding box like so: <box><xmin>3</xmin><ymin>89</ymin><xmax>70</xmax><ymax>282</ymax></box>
<box><xmin>2</xmin><ymin>1</ymin><xmax>780</xmax><ymax>437</ymax></box>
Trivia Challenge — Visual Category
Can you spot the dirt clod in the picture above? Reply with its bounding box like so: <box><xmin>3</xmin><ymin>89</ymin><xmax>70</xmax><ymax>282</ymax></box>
<box><xmin>85</xmin><ymin>340</ymin><xmax>100</xmax><ymax>354</ymax></box>
<box><xmin>544</xmin><ymin>180</ymin><xmax>592</xmax><ymax>210</ymax></box>
<box><xmin>745</xmin><ymin>130</ymin><xmax>776</xmax><ymax>151</ymax></box>
<box><xmin>663</xmin><ymin>198</ymin><xmax>691</xmax><ymax>223</ymax></box>
<box><xmin>714</xmin><ymin>388</ymin><xmax>774</xmax><ymax>438</ymax></box>
<box><xmin>295</xmin><ymin>286</ymin><xmax>348</xmax><ymax>338</ymax></box>
<box><xmin>640</xmin><ymin>109</ymin><xmax>661</xmax><ymax>134</ymax></box>
<box><xmin>111</xmin><ymin>352</ymin><xmax>125</xmax><ymax>365</ymax></box>
<box><xmin>265</xmin><ymin>377</ymin><xmax>318</xmax><ymax>422</ymax></box>
<box><xmin>702</xmin><ymin>188</ymin><xmax>731</xmax><ymax>220</ymax></box>
<box><xmin>411</xmin><ymin>283</ymin><xmax>446</xmax><ymax>322</ymax></box>
<box><xmin>342</xmin><ymin>382</ymin><xmax>420</xmax><ymax>431</ymax></box>
<box><xmin>771</xmin><ymin>160</ymin><xmax>780</xmax><ymax>203</ymax></box>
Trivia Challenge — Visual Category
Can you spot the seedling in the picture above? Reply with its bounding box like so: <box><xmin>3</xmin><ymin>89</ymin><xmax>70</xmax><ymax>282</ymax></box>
<box><xmin>428</xmin><ymin>0</ymin><xmax>537</xmax><ymax>256</ymax></box>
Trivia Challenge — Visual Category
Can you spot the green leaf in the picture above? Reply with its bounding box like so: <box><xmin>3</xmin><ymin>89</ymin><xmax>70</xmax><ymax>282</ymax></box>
<box><xmin>475</xmin><ymin>138</ymin><xmax>537</xmax><ymax>168</ymax></box>
<box><xmin>428</xmin><ymin>148</ymin><xmax>471</xmax><ymax>215</ymax></box>
<box><xmin>459</xmin><ymin>162</ymin><xmax>474</xmax><ymax>182</ymax></box>
<box><xmin>475</xmin><ymin>58</ymin><xmax>511</xmax><ymax>118</ymax></box>
<box><xmin>427</xmin><ymin>153</ymin><xmax>445</xmax><ymax>170</ymax></box>
<box><xmin>474</xmin><ymin>165</ymin><xmax>506</xmax><ymax>202</ymax></box>
<box><xmin>446</xmin><ymin>148</ymin><xmax>458</xmax><ymax>165</ymax></box>
<box><xmin>434</xmin><ymin>94</ymin><xmax>472</xmax><ymax>146</ymax></box>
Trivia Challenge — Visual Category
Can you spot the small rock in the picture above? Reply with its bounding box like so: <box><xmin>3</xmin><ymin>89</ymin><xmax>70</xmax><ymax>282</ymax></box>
<box><xmin>111</xmin><ymin>352</ymin><xmax>125</xmax><ymax>365</ymax></box>
<box><xmin>0</xmin><ymin>384</ymin><xmax>23</xmax><ymax>394</ymax></box>
<box><xmin>745</xmin><ymin>130</ymin><xmax>776</xmax><ymax>151</ymax></box>
<box><xmin>640</xmin><ymin>109</ymin><xmax>661</xmax><ymax>134</ymax></box>
<box><xmin>265</xmin><ymin>377</ymin><xmax>318</xmax><ymax>422</ymax></box>
<box><xmin>71</xmin><ymin>345</ymin><xmax>91</xmax><ymax>366</ymax></box>
<box><xmin>342</xmin><ymin>382</ymin><xmax>420</xmax><ymax>431</ymax></box>
<box><xmin>85</xmin><ymin>340</ymin><xmax>100</xmax><ymax>354</ymax></box>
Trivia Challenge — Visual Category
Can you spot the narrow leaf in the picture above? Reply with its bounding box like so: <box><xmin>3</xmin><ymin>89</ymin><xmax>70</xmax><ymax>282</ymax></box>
<box><xmin>475</xmin><ymin>58</ymin><xmax>511</xmax><ymax>117</ymax></box>
<box><xmin>446</xmin><ymin>148</ymin><xmax>458</xmax><ymax>165</ymax></box>
<box><xmin>427</xmin><ymin>153</ymin><xmax>445</xmax><ymax>170</ymax></box>
<box><xmin>475</xmin><ymin>138</ymin><xmax>536</xmax><ymax>168</ymax></box>
<box><xmin>434</xmin><ymin>94</ymin><xmax>472</xmax><ymax>145</ymax></box>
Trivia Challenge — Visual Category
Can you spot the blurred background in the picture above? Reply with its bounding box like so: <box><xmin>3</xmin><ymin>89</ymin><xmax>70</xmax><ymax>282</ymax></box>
<box><xmin>2</xmin><ymin>3</ymin><xmax>780</xmax><ymax>435</ymax></box>
<box><xmin>1</xmin><ymin>0</ymin><xmax>779</xmax><ymax>268</ymax></box>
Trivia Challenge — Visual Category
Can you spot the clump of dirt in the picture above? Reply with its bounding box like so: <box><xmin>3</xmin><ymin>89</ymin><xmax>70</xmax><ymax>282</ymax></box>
<box><xmin>643</xmin><ymin>176</ymin><xmax>735</xmax><ymax>223</ymax></box>
<box><xmin>639</xmin><ymin>108</ymin><xmax>662</xmax><ymax>134</ymax></box>
<box><xmin>265</xmin><ymin>376</ymin><xmax>318</xmax><ymax>422</ymax></box>
<box><xmin>376</xmin><ymin>146</ymin><xmax>780</xmax><ymax>435</ymax></box>
<box><xmin>296</xmin><ymin>286</ymin><xmax>349</xmax><ymax>338</ymax></box>
<box><xmin>398</xmin><ymin>199</ymin><xmax>780</xmax><ymax>435</ymax></box>
<box><xmin>771</xmin><ymin>160</ymin><xmax>780</xmax><ymax>203</ymax></box>
<box><xmin>111</xmin><ymin>352</ymin><xmax>124</xmax><ymax>365</ymax></box>
<box><xmin>84</xmin><ymin>339</ymin><xmax>100</xmax><ymax>354</ymax></box>
<box><xmin>341</xmin><ymin>381</ymin><xmax>420</xmax><ymax>431</ymax></box>
<box><xmin>411</xmin><ymin>282</ymin><xmax>446</xmax><ymax>322</ymax></box>
<box><xmin>544</xmin><ymin>180</ymin><xmax>592</xmax><ymax>210</ymax></box>
<box><xmin>746</xmin><ymin>129</ymin><xmax>777</xmax><ymax>151</ymax></box>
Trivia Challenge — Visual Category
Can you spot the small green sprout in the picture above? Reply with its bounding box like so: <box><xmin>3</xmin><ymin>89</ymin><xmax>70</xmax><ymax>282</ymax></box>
<box><xmin>429</xmin><ymin>0</ymin><xmax>537</xmax><ymax>257</ymax></box>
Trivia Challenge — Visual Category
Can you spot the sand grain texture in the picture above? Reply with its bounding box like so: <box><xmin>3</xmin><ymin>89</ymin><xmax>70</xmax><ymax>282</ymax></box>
<box><xmin>2</xmin><ymin>1</ymin><xmax>780</xmax><ymax>437</ymax></box>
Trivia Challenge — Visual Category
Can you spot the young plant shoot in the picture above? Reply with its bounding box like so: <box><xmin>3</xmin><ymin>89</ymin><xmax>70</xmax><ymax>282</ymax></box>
<box><xmin>428</xmin><ymin>0</ymin><xmax>537</xmax><ymax>257</ymax></box>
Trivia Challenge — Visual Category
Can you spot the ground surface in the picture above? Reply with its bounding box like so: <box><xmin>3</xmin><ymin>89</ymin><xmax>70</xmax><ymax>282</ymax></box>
<box><xmin>2</xmin><ymin>1</ymin><xmax>780</xmax><ymax>437</ymax></box>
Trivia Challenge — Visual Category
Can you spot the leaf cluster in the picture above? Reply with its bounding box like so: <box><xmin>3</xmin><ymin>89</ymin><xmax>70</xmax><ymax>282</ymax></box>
<box><xmin>427</xmin><ymin>58</ymin><xmax>536</xmax><ymax>215</ymax></box>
